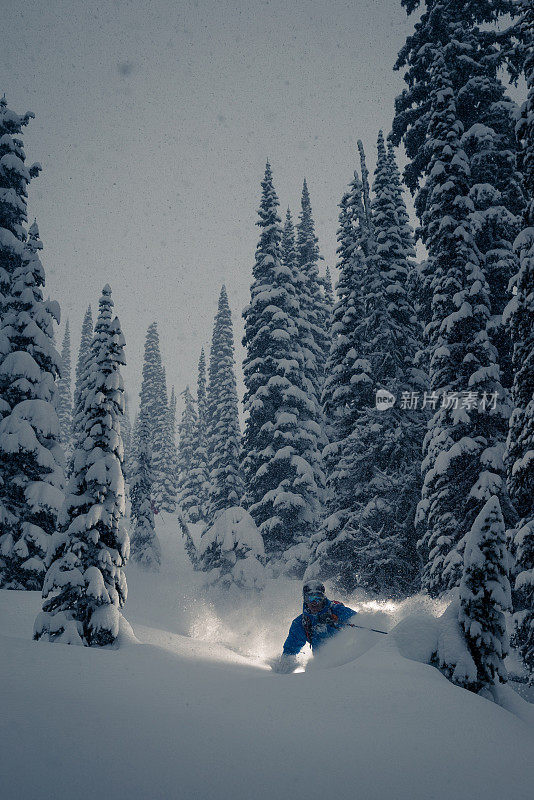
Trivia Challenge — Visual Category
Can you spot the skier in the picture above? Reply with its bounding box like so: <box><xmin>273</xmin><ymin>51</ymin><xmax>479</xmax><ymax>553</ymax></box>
<box><xmin>271</xmin><ymin>580</ymin><xmax>356</xmax><ymax>673</ymax></box>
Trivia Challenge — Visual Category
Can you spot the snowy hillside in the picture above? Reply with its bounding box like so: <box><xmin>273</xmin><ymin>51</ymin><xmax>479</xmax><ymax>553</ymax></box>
<box><xmin>1</xmin><ymin>513</ymin><xmax>533</xmax><ymax>800</ymax></box>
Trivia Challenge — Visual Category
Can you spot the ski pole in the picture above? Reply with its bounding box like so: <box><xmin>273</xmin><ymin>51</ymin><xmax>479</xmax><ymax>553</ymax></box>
<box><xmin>346</xmin><ymin>623</ymin><xmax>388</xmax><ymax>635</ymax></box>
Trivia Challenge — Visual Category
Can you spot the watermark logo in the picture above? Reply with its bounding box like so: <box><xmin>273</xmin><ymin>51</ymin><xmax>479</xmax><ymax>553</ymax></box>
<box><xmin>374</xmin><ymin>389</ymin><xmax>499</xmax><ymax>412</ymax></box>
<box><xmin>375</xmin><ymin>389</ymin><xmax>396</xmax><ymax>411</ymax></box>
<box><xmin>400</xmin><ymin>390</ymin><xmax>498</xmax><ymax>411</ymax></box>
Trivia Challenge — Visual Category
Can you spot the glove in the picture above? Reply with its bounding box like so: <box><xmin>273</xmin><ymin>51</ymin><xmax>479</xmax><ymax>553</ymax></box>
<box><xmin>270</xmin><ymin>653</ymin><xmax>299</xmax><ymax>674</ymax></box>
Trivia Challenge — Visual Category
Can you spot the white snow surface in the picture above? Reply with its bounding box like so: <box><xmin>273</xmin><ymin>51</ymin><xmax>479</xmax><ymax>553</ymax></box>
<box><xmin>1</xmin><ymin>512</ymin><xmax>533</xmax><ymax>800</ymax></box>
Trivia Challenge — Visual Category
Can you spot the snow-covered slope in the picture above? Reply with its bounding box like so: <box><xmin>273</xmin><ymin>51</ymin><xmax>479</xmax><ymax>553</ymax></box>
<box><xmin>1</xmin><ymin>513</ymin><xmax>533</xmax><ymax>800</ymax></box>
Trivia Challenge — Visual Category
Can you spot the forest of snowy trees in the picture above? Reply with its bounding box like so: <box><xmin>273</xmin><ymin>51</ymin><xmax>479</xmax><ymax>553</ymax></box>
<box><xmin>0</xmin><ymin>0</ymin><xmax>532</xmax><ymax>700</ymax></box>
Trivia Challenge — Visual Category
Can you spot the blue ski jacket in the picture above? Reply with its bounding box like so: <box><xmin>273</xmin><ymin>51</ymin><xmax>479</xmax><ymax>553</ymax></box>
<box><xmin>283</xmin><ymin>599</ymin><xmax>356</xmax><ymax>654</ymax></box>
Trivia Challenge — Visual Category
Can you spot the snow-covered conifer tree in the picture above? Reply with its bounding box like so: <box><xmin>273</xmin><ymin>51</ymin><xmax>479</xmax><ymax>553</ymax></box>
<box><xmin>198</xmin><ymin>507</ymin><xmax>266</xmax><ymax>592</ymax></box>
<box><xmin>320</xmin><ymin>188</ymin><xmax>364</xmax><ymax>454</ymax></box>
<box><xmin>323</xmin><ymin>265</ymin><xmax>334</xmax><ymax>311</ymax></box>
<box><xmin>138</xmin><ymin>323</ymin><xmax>173</xmax><ymax>511</ymax></box>
<box><xmin>0</xmin><ymin>96</ymin><xmax>41</xmax><ymax>302</ymax></box>
<box><xmin>56</xmin><ymin>319</ymin><xmax>73</xmax><ymax>455</ymax></box>
<box><xmin>197</xmin><ymin>349</ymin><xmax>207</xmax><ymax>432</ymax></box>
<box><xmin>241</xmin><ymin>164</ymin><xmax>324</xmax><ymax>572</ymax></box>
<box><xmin>71</xmin><ymin>305</ymin><xmax>93</xmax><ymax>450</ymax></box>
<box><xmin>35</xmin><ymin>285</ymin><xmax>128</xmax><ymax>646</ymax></box>
<box><xmin>321</xmin><ymin>265</ymin><xmax>334</xmax><ymax>381</ymax></box>
<box><xmin>411</xmin><ymin>56</ymin><xmax>513</xmax><ymax>596</ymax></box>
<box><xmin>169</xmin><ymin>385</ymin><xmax>177</xmax><ymax>440</ymax></box>
<box><xmin>121</xmin><ymin>392</ymin><xmax>133</xmax><ymax>483</ymax></box>
<box><xmin>309</xmin><ymin>138</ymin><xmax>424</xmax><ymax>595</ymax></box>
<box><xmin>505</xmin><ymin>6</ymin><xmax>534</xmax><ymax>680</ymax></box>
<box><xmin>177</xmin><ymin>386</ymin><xmax>205</xmax><ymax>523</ymax></box>
<box><xmin>296</xmin><ymin>179</ymin><xmax>329</xmax><ymax>413</ymax></box>
<box><xmin>130</xmin><ymin>411</ymin><xmax>161</xmax><ymax>569</ymax></box>
<box><xmin>193</xmin><ymin>349</ymin><xmax>209</xmax><ymax>517</ymax></box>
<box><xmin>153</xmin><ymin>364</ymin><xmax>177</xmax><ymax>513</ymax></box>
<box><xmin>206</xmin><ymin>286</ymin><xmax>243</xmax><ymax>522</ymax></box>
<box><xmin>0</xmin><ymin>216</ymin><xmax>63</xmax><ymax>590</ymax></box>
<box><xmin>166</xmin><ymin>383</ymin><xmax>179</xmax><ymax>501</ymax></box>
<box><xmin>393</xmin><ymin>0</ymin><xmax>526</xmax><ymax>390</ymax></box>
<box><xmin>459</xmin><ymin>496</ymin><xmax>511</xmax><ymax>692</ymax></box>
<box><xmin>282</xmin><ymin>206</ymin><xmax>327</xmax><ymax>514</ymax></box>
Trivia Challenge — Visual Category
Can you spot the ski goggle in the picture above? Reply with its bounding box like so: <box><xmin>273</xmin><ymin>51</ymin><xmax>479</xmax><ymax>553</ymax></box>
<box><xmin>305</xmin><ymin>593</ymin><xmax>325</xmax><ymax>604</ymax></box>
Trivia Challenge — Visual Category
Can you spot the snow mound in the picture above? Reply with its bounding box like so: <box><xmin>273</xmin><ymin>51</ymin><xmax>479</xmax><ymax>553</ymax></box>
<box><xmin>198</xmin><ymin>506</ymin><xmax>265</xmax><ymax>557</ymax></box>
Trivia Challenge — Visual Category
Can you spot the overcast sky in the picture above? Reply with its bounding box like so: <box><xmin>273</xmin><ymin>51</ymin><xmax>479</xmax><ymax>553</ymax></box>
<box><xmin>3</xmin><ymin>0</ymin><xmax>422</xmax><ymax>415</ymax></box>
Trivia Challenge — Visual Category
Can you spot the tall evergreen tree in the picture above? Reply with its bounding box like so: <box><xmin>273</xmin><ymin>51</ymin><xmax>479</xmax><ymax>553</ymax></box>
<box><xmin>506</xmin><ymin>4</ymin><xmax>534</xmax><ymax>681</ymax></box>
<box><xmin>169</xmin><ymin>385</ymin><xmax>177</xmax><ymax>440</ymax></box>
<box><xmin>56</xmin><ymin>319</ymin><xmax>73</xmax><ymax>455</ymax></box>
<box><xmin>309</xmin><ymin>139</ymin><xmax>424</xmax><ymax>595</ymax></box>
<box><xmin>130</xmin><ymin>411</ymin><xmax>161</xmax><ymax>569</ymax></box>
<box><xmin>121</xmin><ymin>392</ymin><xmax>133</xmax><ymax>483</ymax></box>
<box><xmin>296</xmin><ymin>179</ymin><xmax>330</xmax><ymax>416</ymax></box>
<box><xmin>387</xmin><ymin>141</ymin><xmax>418</xmax><ymax>266</ymax></box>
<box><xmin>138</xmin><ymin>323</ymin><xmax>171</xmax><ymax>512</ymax></box>
<box><xmin>283</xmin><ymin>206</ymin><xmax>327</xmax><ymax>511</ymax></box>
<box><xmin>167</xmin><ymin>383</ymin><xmax>179</xmax><ymax>502</ymax></box>
<box><xmin>0</xmin><ymin>96</ymin><xmax>41</xmax><ymax>304</ymax></box>
<box><xmin>0</xmin><ymin>218</ymin><xmax>63</xmax><ymax>590</ymax></box>
<box><xmin>177</xmin><ymin>386</ymin><xmax>205</xmax><ymax>523</ymax></box>
<box><xmin>323</xmin><ymin>265</ymin><xmax>334</xmax><ymax>310</ymax></box>
<box><xmin>206</xmin><ymin>286</ymin><xmax>243</xmax><ymax>522</ymax></box>
<box><xmin>459</xmin><ymin>496</ymin><xmax>511</xmax><ymax>692</ymax></box>
<box><xmin>35</xmin><ymin>286</ymin><xmax>128</xmax><ymax>646</ymax></box>
<box><xmin>320</xmin><ymin>187</ymin><xmax>365</xmax><ymax>455</ymax></box>
<box><xmin>412</xmin><ymin>56</ymin><xmax>514</xmax><ymax>596</ymax></box>
<box><xmin>153</xmin><ymin>364</ymin><xmax>177</xmax><ymax>513</ymax></box>
<box><xmin>392</xmin><ymin>0</ymin><xmax>526</xmax><ymax>388</ymax></box>
<box><xmin>194</xmin><ymin>348</ymin><xmax>209</xmax><ymax>517</ymax></box>
<box><xmin>321</xmin><ymin>265</ymin><xmax>334</xmax><ymax>391</ymax></box>
<box><xmin>71</xmin><ymin>305</ymin><xmax>93</xmax><ymax>449</ymax></box>
<box><xmin>197</xmin><ymin>349</ymin><xmax>207</xmax><ymax>431</ymax></box>
<box><xmin>242</xmin><ymin>164</ymin><xmax>324</xmax><ymax>573</ymax></box>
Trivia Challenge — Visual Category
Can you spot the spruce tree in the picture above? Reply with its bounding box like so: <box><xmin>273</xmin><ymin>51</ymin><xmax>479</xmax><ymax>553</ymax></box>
<box><xmin>130</xmin><ymin>411</ymin><xmax>161</xmax><ymax>569</ymax></box>
<box><xmin>459</xmin><ymin>496</ymin><xmax>511</xmax><ymax>692</ymax></box>
<box><xmin>121</xmin><ymin>392</ymin><xmax>133</xmax><ymax>483</ymax></box>
<box><xmin>71</xmin><ymin>305</ymin><xmax>93</xmax><ymax>449</ymax></box>
<box><xmin>56</xmin><ymin>318</ymin><xmax>73</xmax><ymax>455</ymax></box>
<box><xmin>153</xmin><ymin>364</ymin><xmax>177</xmax><ymax>514</ymax></box>
<box><xmin>0</xmin><ymin>219</ymin><xmax>63</xmax><ymax>590</ymax></box>
<box><xmin>321</xmin><ymin>188</ymin><xmax>365</xmax><ymax>454</ymax></box>
<box><xmin>320</xmin><ymin>266</ymin><xmax>334</xmax><ymax>404</ymax></box>
<box><xmin>323</xmin><ymin>265</ymin><xmax>334</xmax><ymax>311</ymax></box>
<box><xmin>194</xmin><ymin>349</ymin><xmax>209</xmax><ymax>517</ymax></box>
<box><xmin>169</xmin><ymin>385</ymin><xmax>177</xmax><ymax>441</ymax></box>
<box><xmin>206</xmin><ymin>286</ymin><xmax>243</xmax><ymax>522</ymax></box>
<box><xmin>177</xmin><ymin>386</ymin><xmax>205</xmax><ymax>523</ymax></box>
<box><xmin>242</xmin><ymin>164</ymin><xmax>324</xmax><ymax>572</ymax></box>
<box><xmin>197</xmin><ymin>349</ymin><xmax>207</xmax><ymax>432</ymax></box>
<box><xmin>296</xmin><ymin>179</ymin><xmax>329</xmax><ymax>416</ymax></box>
<box><xmin>393</xmin><ymin>0</ymin><xmax>526</xmax><ymax>388</ymax></box>
<box><xmin>506</xmin><ymin>7</ymin><xmax>534</xmax><ymax>680</ymax></box>
<box><xmin>413</xmin><ymin>56</ymin><xmax>513</xmax><ymax>596</ymax></box>
<box><xmin>283</xmin><ymin>206</ymin><xmax>327</xmax><ymax>515</ymax></box>
<box><xmin>310</xmin><ymin>139</ymin><xmax>424</xmax><ymax>595</ymax></box>
<box><xmin>35</xmin><ymin>286</ymin><xmax>128</xmax><ymax>646</ymax></box>
<box><xmin>167</xmin><ymin>384</ymin><xmax>179</xmax><ymax>502</ymax></box>
<box><xmin>0</xmin><ymin>96</ymin><xmax>41</xmax><ymax>304</ymax></box>
<box><xmin>138</xmin><ymin>323</ymin><xmax>172</xmax><ymax>512</ymax></box>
